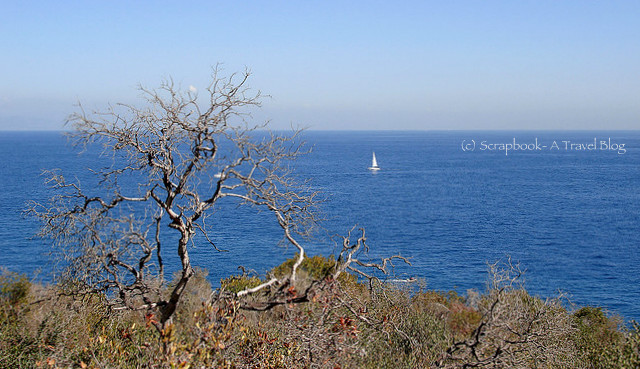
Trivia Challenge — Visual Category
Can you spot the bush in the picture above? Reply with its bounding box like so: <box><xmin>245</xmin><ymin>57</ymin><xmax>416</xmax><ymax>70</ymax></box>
<box><xmin>572</xmin><ymin>306</ymin><xmax>640</xmax><ymax>368</ymax></box>
<box><xmin>220</xmin><ymin>274</ymin><xmax>263</xmax><ymax>294</ymax></box>
<box><xmin>0</xmin><ymin>268</ymin><xmax>30</xmax><ymax>306</ymax></box>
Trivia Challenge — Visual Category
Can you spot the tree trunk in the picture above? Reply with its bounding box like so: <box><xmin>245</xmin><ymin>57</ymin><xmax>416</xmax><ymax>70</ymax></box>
<box><xmin>160</xmin><ymin>232</ymin><xmax>194</xmax><ymax>324</ymax></box>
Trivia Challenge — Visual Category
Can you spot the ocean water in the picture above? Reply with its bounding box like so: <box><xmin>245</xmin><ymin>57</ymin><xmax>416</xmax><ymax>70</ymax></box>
<box><xmin>1</xmin><ymin>131</ymin><xmax>639</xmax><ymax>321</ymax></box>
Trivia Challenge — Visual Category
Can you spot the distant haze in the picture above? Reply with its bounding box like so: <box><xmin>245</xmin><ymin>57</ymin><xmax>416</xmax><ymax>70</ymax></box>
<box><xmin>1</xmin><ymin>1</ymin><xmax>639</xmax><ymax>130</ymax></box>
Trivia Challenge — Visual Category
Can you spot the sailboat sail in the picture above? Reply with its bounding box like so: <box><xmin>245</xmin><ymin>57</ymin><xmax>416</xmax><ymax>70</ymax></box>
<box><xmin>369</xmin><ymin>152</ymin><xmax>380</xmax><ymax>171</ymax></box>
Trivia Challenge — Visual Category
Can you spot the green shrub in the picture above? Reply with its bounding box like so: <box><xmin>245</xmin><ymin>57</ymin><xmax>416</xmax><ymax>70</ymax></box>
<box><xmin>221</xmin><ymin>254</ymin><xmax>360</xmax><ymax>296</ymax></box>
<box><xmin>270</xmin><ymin>254</ymin><xmax>361</xmax><ymax>288</ymax></box>
<box><xmin>270</xmin><ymin>253</ymin><xmax>336</xmax><ymax>280</ymax></box>
<box><xmin>573</xmin><ymin>306</ymin><xmax>625</xmax><ymax>368</ymax></box>
<box><xmin>220</xmin><ymin>274</ymin><xmax>264</xmax><ymax>294</ymax></box>
<box><xmin>619</xmin><ymin>322</ymin><xmax>640</xmax><ymax>368</ymax></box>
<box><xmin>573</xmin><ymin>309</ymin><xmax>640</xmax><ymax>368</ymax></box>
<box><xmin>0</xmin><ymin>269</ymin><xmax>30</xmax><ymax>306</ymax></box>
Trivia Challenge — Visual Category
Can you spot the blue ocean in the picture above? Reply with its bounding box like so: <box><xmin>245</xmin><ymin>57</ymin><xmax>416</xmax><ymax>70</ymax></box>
<box><xmin>1</xmin><ymin>131</ymin><xmax>639</xmax><ymax>321</ymax></box>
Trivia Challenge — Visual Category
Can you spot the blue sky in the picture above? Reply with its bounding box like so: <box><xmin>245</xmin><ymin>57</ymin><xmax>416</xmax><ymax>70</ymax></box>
<box><xmin>1</xmin><ymin>1</ymin><xmax>639</xmax><ymax>130</ymax></box>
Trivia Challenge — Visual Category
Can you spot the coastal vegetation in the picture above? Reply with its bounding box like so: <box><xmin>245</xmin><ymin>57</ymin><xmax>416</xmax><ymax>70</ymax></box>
<box><xmin>1</xmin><ymin>259</ymin><xmax>639</xmax><ymax>368</ymax></box>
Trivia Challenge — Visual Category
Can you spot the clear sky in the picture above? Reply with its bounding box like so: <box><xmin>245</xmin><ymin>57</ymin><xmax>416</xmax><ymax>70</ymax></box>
<box><xmin>1</xmin><ymin>1</ymin><xmax>639</xmax><ymax>130</ymax></box>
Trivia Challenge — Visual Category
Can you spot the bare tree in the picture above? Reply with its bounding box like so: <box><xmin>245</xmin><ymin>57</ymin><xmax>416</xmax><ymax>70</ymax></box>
<box><xmin>29</xmin><ymin>67</ymin><xmax>321</xmax><ymax>327</ymax></box>
<box><xmin>437</xmin><ymin>259</ymin><xmax>577</xmax><ymax>368</ymax></box>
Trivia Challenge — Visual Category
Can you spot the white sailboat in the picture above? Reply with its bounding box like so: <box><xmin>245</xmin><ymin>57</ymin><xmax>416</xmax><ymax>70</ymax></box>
<box><xmin>368</xmin><ymin>152</ymin><xmax>380</xmax><ymax>171</ymax></box>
